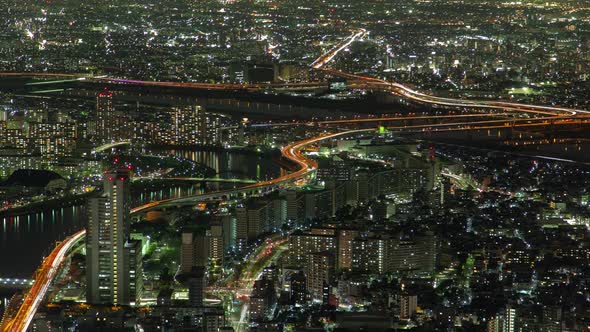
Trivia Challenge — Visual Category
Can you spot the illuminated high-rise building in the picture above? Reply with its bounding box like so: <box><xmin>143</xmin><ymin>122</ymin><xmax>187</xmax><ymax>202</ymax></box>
<box><xmin>0</xmin><ymin>110</ymin><xmax>77</xmax><ymax>162</ymax></box>
<box><xmin>92</xmin><ymin>88</ymin><xmax>131</xmax><ymax>143</ymax></box>
<box><xmin>236</xmin><ymin>201</ymin><xmax>269</xmax><ymax>254</ymax></box>
<box><xmin>155</xmin><ymin>106</ymin><xmax>224</xmax><ymax>146</ymax></box>
<box><xmin>122</xmin><ymin>239</ymin><xmax>143</xmax><ymax>306</ymax></box>
<box><xmin>207</xmin><ymin>222</ymin><xmax>224</xmax><ymax>268</ymax></box>
<box><xmin>288</xmin><ymin>228</ymin><xmax>337</xmax><ymax>266</ymax></box>
<box><xmin>337</xmin><ymin>228</ymin><xmax>360</xmax><ymax>270</ymax></box>
<box><xmin>351</xmin><ymin>233</ymin><xmax>437</xmax><ymax>275</ymax></box>
<box><xmin>306</xmin><ymin>251</ymin><xmax>334</xmax><ymax>303</ymax></box>
<box><xmin>188</xmin><ymin>266</ymin><xmax>206</xmax><ymax>308</ymax></box>
<box><xmin>180</xmin><ymin>232</ymin><xmax>209</xmax><ymax>274</ymax></box>
<box><xmin>86</xmin><ymin>169</ymin><xmax>132</xmax><ymax>305</ymax></box>
<box><xmin>400</xmin><ymin>293</ymin><xmax>418</xmax><ymax>320</ymax></box>
<box><xmin>235</xmin><ymin>206</ymin><xmax>249</xmax><ymax>254</ymax></box>
<box><xmin>94</xmin><ymin>88</ymin><xmax>115</xmax><ymax>143</ymax></box>
<box><xmin>195</xmin><ymin>106</ymin><xmax>222</xmax><ymax>145</ymax></box>
<box><xmin>27</xmin><ymin>120</ymin><xmax>77</xmax><ymax>162</ymax></box>
<box><xmin>171</xmin><ymin>107</ymin><xmax>200</xmax><ymax>145</ymax></box>
<box><xmin>503</xmin><ymin>305</ymin><xmax>517</xmax><ymax>332</ymax></box>
<box><xmin>290</xmin><ymin>271</ymin><xmax>307</xmax><ymax>305</ymax></box>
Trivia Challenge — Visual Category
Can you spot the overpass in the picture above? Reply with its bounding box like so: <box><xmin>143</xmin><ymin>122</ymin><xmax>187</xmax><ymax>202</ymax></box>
<box><xmin>130</xmin><ymin>128</ymin><xmax>373</xmax><ymax>214</ymax></box>
<box><xmin>310</xmin><ymin>29</ymin><xmax>367</xmax><ymax>69</ymax></box>
<box><xmin>2</xmin><ymin>114</ymin><xmax>588</xmax><ymax>330</ymax></box>
<box><xmin>1</xmin><ymin>44</ymin><xmax>585</xmax><ymax>120</ymax></box>
<box><xmin>502</xmin><ymin>137</ymin><xmax>590</xmax><ymax>147</ymax></box>
<box><xmin>441</xmin><ymin>172</ymin><xmax>480</xmax><ymax>190</ymax></box>
<box><xmin>314</xmin><ymin>113</ymin><xmax>509</xmax><ymax>126</ymax></box>
<box><xmin>1</xmin><ymin>71</ymin><xmax>584</xmax><ymax>121</ymax></box>
<box><xmin>4</xmin><ymin>98</ymin><xmax>589</xmax><ymax>332</ymax></box>
<box><xmin>0</xmin><ymin>73</ymin><xmax>328</xmax><ymax>93</ymax></box>
<box><xmin>384</xmin><ymin>115</ymin><xmax>590</xmax><ymax>133</ymax></box>
<box><xmin>3</xmin><ymin>26</ymin><xmax>590</xmax><ymax>331</ymax></box>
<box><xmin>0</xmin><ymin>128</ymin><xmax>373</xmax><ymax>332</ymax></box>
<box><xmin>93</xmin><ymin>141</ymin><xmax>132</xmax><ymax>153</ymax></box>
<box><xmin>0</xmin><ymin>230</ymin><xmax>85</xmax><ymax>332</ymax></box>
<box><xmin>310</xmin><ymin>28</ymin><xmax>585</xmax><ymax>118</ymax></box>
<box><xmin>131</xmin><ymin>177</ymin><xmax>258</xmax><ymax>184</ymax></box>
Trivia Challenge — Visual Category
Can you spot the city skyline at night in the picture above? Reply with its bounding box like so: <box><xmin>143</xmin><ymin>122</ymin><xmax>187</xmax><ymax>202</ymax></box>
<box><xmin>2</xmin><ymin>1</ymin><xmax>590</xmax><ymax>331</ymax></box>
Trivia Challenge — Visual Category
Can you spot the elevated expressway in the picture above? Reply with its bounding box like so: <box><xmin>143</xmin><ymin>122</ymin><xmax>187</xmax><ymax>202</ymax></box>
<box><xmin>0</xmin><ymin>231</ymin><xmax>85</xmax><ymax>332</ymax></box>
<box><xmin>129</xmin><ymin>128</ymin><xmax>372</xmax><ymax>214</ymax></box>
<box><xmin>0</xmin><ymin>27</ymin><xmax>586</xmax><ymax>118</ymax></box>
<box><xmin>0</xmin><ymin>72</ymin><xmax>328</xmax><ymax>93</ymax></box>
<box><xmin>3</xmin><ymin>28</ymin><xmax>590</xmax><ymax>332</ymax></box>
<box><xmin>311</xmin><ymin>29</ymin><xmax>586</xmax><ymax>118</ymax></box>
<box><xmin>132</xmin><ymin>177</ymin><xmax>257</xmax><ymax>185</ymax></box>
<box><xmin>92</xmin><ymin>141</ymin><xmax>132</xmax><ymax>153</ymax></box>
<box><xmin>2</xmin><ymin>82</ymin><xmax>589</xmax><ymax>332</ymax></box>
<box><xmin>0</xmin><ymin>128</ymin><xmax>371</xmax><ymax>332</ymax></box>
<box><xmin>116</xmin><ymin>114</ymin><xmax>590</xmax><ymax>217</ymax></box>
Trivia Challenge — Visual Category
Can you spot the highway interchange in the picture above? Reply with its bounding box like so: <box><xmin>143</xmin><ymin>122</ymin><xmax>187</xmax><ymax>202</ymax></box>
<box><xmin>1</xmin><ymin>27</ymin><xmax>588</xmax><ymax>332</ymax></box>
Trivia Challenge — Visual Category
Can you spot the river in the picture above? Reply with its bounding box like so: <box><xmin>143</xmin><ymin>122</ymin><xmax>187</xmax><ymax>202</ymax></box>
<box><xmin>0</xmin><ymin>149</ymin><xmax>279</xmax><ymax>279</ymax></box>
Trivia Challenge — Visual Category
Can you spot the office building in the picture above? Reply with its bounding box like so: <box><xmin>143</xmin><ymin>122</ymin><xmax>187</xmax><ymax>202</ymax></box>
<box><xmin>180</xmin><ymin>232</ymin><xmax>209</xmax><ymax>274</ymax></box>
<box><xmin>218</xmin><ymin>214</ymin><xmax>235</xmax><ymax>251</ymax></box>
<box><xmin>181</xmin><ymin>232</ymin><xmax>196</xmax><ymax>274</ymax></box>
<box><xmin>203</xmin><ymin>308</ymin><xmax>226</xmax><ymax>332</ymax></box>
<box><xmin>249</xmin><ymin>277</ymin><xmax>276</xmax><ymax>321</ymax></box>
<box><xmin>236</xmin><ymin>206</ymin><xmax>249</xmax><ymax>254</ymax></box>
<box><xmin>122</xmin><ymin>239</ymin><xmax>143</xmax><ymax>306</ymax></box>
<box><xmin>236</xmin><ymin>201</ymin><xmax>269</xmax><ymax>253</ymax></box>
<box><xmin>188</xmin><ymin>266</ymin><xmax>206</xmax><ymax>308</ymax></box>
<box><xmin>271</xmin><ymin>198</ymin><xmax>287</xmax><ymax>231</ymax></box>
<box><xmin>284</xmin><ymin>189</ymin><xmax>300</xmax><ymax>222</ymax></box>
<box><xmin>207</xmin><ymin>223</ymin><xmax>224</xmax><ymax>268</ymax></box>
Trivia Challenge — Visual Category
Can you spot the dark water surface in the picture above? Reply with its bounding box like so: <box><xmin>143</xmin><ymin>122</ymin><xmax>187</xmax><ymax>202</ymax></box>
<box><xmin>0</xmin><ymin>149</ymin><xmax>279</xmax><ymax>279</ymax></box>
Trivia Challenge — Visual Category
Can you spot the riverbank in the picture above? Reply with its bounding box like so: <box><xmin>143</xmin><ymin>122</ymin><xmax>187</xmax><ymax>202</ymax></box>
<box><xmin>0</xmin><ymin>192</ymin><xmax>94</xmax><ymax>218</ymax></box>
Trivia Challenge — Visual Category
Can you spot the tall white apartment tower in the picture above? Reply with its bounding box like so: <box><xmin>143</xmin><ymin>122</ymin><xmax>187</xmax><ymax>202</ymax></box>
<box><xmin>86</xmin><ymin>169</ymin><xmax>131</xmax><ymax>305</ymax></box>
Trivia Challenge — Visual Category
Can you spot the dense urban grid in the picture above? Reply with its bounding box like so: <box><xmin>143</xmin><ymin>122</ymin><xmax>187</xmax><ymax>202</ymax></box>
<box><xmin>1</xmin><ymin>1</ymin><xmax>590</xmax><ymax>332</ymax></box>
